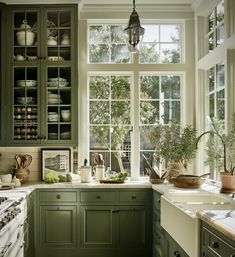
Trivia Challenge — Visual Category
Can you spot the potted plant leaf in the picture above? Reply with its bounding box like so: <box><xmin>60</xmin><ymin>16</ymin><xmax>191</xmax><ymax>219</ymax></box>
<box><xmin>144</xmin><ymin>121</ymin><xmax>197</xmax><ymax>181</ymax></box>
<box><xmin>197</xmin><ymin>114</ymin><xmax>235</xmax><ymax>193</ymax></box>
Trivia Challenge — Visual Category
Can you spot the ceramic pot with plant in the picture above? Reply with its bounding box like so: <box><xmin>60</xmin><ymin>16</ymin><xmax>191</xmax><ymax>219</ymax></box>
<box><xmin>197</xmin><ymin>114</ymin><xmax>235</xmax><ymax>193</ymax></box>
<box><xmin>144</xmin><ymin>121</ymin><xmax>197</xmax><ymax>182</ymax></box>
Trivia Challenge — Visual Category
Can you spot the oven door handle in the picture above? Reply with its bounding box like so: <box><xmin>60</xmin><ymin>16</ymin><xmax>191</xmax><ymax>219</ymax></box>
<box><xmin>0</xmin><ymin>242</ymin><xmax>12</xmax><ymax>257</ymax></box>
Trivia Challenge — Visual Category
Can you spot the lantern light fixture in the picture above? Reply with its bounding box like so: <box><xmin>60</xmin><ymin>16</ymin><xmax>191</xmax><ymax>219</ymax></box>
<box><xmin>124</xmin><ymin>0</ymin><xmax>145</xmax><ymax>51</ymax></box>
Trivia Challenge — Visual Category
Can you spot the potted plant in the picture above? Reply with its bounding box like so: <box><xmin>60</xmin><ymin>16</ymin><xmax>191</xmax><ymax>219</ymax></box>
<box><xmin>145</xmin><ymin>121</ymin><xmax>197</xmax><ymax>181</ymax></box>
<box><xmin>197</xmin><ymin>114</ymin><xmax>235</xmax><ymax>193</ymax></box>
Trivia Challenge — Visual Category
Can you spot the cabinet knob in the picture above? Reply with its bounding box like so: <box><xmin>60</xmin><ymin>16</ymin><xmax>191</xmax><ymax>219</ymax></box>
<box><xmin>211</xmin><ymin>241</ymin><xmax>219</xmax><ymax>248</ymax></box>
<box><xmin>174</xmin><ymin>251</ymin><xmax>181</xmax><ymax>257</ymax></box>
<box><xmin>158</xmin><ymin>199</ymin><xmax>161</xmax><ymax>204</ymax></box>
<box><xmin>131</xmin><ymin>195</ymin><xmax>136</xmax><ymax>199</ymax></box>
<box><xmin>96</xmin><ymin>195</ymin><xmax>101</xmax><ymax>199</ymax></box>
<box><xmin>56</xmin><ymin>194</ymin><xmax>61</xmax><ymax>199</ymax></box>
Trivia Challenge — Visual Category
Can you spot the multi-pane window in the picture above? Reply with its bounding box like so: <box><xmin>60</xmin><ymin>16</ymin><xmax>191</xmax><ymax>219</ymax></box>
<box><xmin>88</xmin><ymin>25</ymin><xmax>130</xmax><ymax>63</ymax></box>
<box><xmin>207</xmin><ymin>62</ymin><xmax>225</xmax><ymax>125</ymax></box>
<box><xmin>139</xmin><ymin>74</ymin><xmax>181</xmax><ymax>175</ymax></box>
<box><xmin>207</xmin><ymin>0</ymin><xmax>224</xmax><ymax>52</ymax></box>
<box><xmin>139</xmin><ymin>24</ymin><xmax>181</xmax><ymax>64</ymax></box>
<box><xmin>89</xmin><ymin>74</ymin><xmax>132</xmax><ymax>172</ymax></box>
<box><xmin>88</xmin><ymin>23</ymin><xmax>182</xmax><ymax>64</ymax></box>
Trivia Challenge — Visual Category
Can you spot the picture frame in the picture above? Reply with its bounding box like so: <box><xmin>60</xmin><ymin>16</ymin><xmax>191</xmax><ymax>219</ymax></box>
<box><xmin>41</xmin><ymin>148</ymin><xmax>71</xmax><ymax>180</ymax></box>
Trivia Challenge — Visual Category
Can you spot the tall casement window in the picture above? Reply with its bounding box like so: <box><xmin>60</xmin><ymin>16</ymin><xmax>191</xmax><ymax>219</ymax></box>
<box><xmin>139</xmin><ymin>74</ymin><xmax>181</xmax><ymax>175</ymax></box>
<box><xmin>207</xmin><ymin>61</ymin><xmax>225</xmax><ymax>125</ymax></box>
<box><xmin>86</xmin><ymin>21</ymin><xmax>184</xmax><ymax>176</ymax></box>
<box><xmin>207</xmin><ymin>0</ymin><xmax>224</xmax><ymax>52</ymax></box>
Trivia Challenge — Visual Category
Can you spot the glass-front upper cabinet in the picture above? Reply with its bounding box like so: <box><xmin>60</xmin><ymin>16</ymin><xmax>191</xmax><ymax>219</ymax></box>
<box><xmin>6</xmin><ymin>5</ymin><xmax>77</xmax><ymax>146</ymax></box>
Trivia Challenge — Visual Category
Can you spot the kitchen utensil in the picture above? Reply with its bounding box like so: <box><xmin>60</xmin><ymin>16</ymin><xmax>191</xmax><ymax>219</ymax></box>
<box><xmin>16</xmin><ymin>20</ymin><xmax>35</xmax><ymax>46</ymax></box>
<box><xmin>93</xmin><ymin>165</ymin><xmax>105</xmax><ymax>182</ymax></box>
<box><xmin>15</xmin><ymin>54</ymin><xmax>25</xmax><ymax>61</ymax></box>
<box><xmin>47</xmin><ymin>36</ymin><xmax>57</xmax><ymax>45</ymax></box>
<box><xmin>78</xmin><ymin>159</ymin><xmax>92</xmax><ymax>183</ymax></box>
<box><xmin>171</xmin><ymin>173</ymin><xmax>210</xmax><ymax>188</ymax></box>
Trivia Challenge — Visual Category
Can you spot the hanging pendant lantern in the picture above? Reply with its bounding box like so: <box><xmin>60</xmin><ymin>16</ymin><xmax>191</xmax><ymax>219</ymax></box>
<box><xmin>124</xmin><ymin>0</ymin><xmax>145</xmax><ymax>49</ymax></box>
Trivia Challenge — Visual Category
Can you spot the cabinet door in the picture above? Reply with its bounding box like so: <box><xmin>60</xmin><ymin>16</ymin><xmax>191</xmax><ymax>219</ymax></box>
<box><xmin>80</xmin><ymin>205</ymin><xmax>115</xmax><ymax>248</ymax></box>
<box><xmin>39</xmin><ymin>205</ymin><xmax>77</xmax><ymax>248</ymax></box>
<box><xmin>117</xmin><ymin>206</ymin><xmax>147</xmax><ymax>248</ymax></box>
<box><xmin>166</xmin><ymin>232</ymin><xmax>189</xmax><ymax>257</ymax></box>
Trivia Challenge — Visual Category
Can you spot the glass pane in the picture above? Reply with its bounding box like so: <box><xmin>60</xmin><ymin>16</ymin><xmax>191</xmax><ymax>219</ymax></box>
<box><xmin>160</xmin><ymin>25</ymin><xmax>180</xmax><ymax>43</ymax></box>
<box><xmin>216</xmin><ymin>1</ymin><xmax>224</xmax><ymax>24</ymax></box>
<box><xmin>111</xmin><ymin>76</ymin><xmax>130</xmax><ymax>99</ymax></box>
<box><xmin>89</xmin><ymin>101</ymin><xmax>110</xmax><ymax>124</ymax></box>
<box><xmin>140</xmin><ymin>151</ymin><xmax>156</xmax><ymax>176</ymax></box>
<box><xmin>90</xmin><ymin>126</ymin><xmax>110</xmax><ymax>149</ymax></box>
<box><xmin>89</xmin><ymin>44</ymin><xmax>109</xmax><ymax>63</ymax></box>
<box><xmin>161</xmin><ymin>76</ymin><xmax>180</xmax><ymax>99</ymax></box>
<box><xmin>140</xmin><ymin>127</ymin><xmax>155</xmax><ymax>150</ymax></box>
<box><xmin>217</xmin><ymin>89</ymin><xmax>225</xmax><ymax>120</ymax></box>
<box><xmin>216</xmin><ymin>24</ymin><xmax>224</xmax><ymax>46</ymax></box>
<box><xmin>216</xmin><ymin>62</ymin><xmax>224</xmax><ymax>88</ymax></box>
<box><xmin>208</xmin><ymin>32</ymin><xmax>214</xmax><ymax>52</ymax></box>
<box><xmin>160</xmin><ymin>44</ymin><xmax>180</xmax><ymax>63</ymax></box>
<box><xmin>142</xmin><ymin>25</ymin><xmax>159</xmax><ymax>42</ymax></box>
<box><xmin>208</xmin><ymin>67</ymin><xmax>215</xmax><ymax>92</ymax></box>
<box><xmin>140</xmin><ymin>75</ymin><xmax>159</xmax><ymax>99</ymax></box>
<box><xmin>111</xmin><ymin>25</ymin><xmax>127</xmax><ymax>43</ymax></box>
<box><xmin>209</xmin><ymin>94</ymin><xmax>215</xmax><ymax>119</ymax></box>
<box><xmin>89</xmin><ymin>25</ymin><xmax>110</xmax><ymax>43</ymax></box>
<box><xmin>139</xmin><ymin>43</ymin><xmax>159</xmax><ymax>64</ymax></box>
<box><xmin>111</xmin><ymin>44</ymin><xmax>130</xmax><ymax>64</ymax></box>
<box><xmin>140</xmin><ymin>100</ymin><xmax>159</xmax><ymax>124</ymax></box>
<box><xmin>111</xmin><ymin>101</ymin><xmax>130</xmax><ymax>124</ymax></box>
<box><xmin>208</xmin><ymin>11</ymin><xmax>215</xmax><ymax>32</ymax></box>
<box><xmin>89</xmin><ymin>76</ymin><xmax>110</xmax><ymax>99</ymax></box>
<box><xmin>111</xmin><ymin>126</ymin><xmax>131</xmax><ymax>150</ymax></box>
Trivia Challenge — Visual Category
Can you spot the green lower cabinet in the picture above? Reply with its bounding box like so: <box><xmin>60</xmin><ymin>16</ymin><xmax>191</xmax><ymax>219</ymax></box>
<box><xmin>36</xmin><ymin>205</ymin><xmax>77</xmax><ymax>257</ymax></box>
<box><xmin>201</xmin><ymin>221</ymin><xmax>235</xmax><ymax>257</ymax></box>
<box><xmin>24</xmin><ymin>207</ymin><xmax>35</xmax><ymax>257</ymax></box>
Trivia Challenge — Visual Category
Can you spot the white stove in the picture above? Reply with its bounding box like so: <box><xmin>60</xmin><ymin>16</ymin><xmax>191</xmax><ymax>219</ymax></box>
<box><xmin>0</xmin><ymin>192</ymin><xmax>26</xmax><ymax>257</ymax></box>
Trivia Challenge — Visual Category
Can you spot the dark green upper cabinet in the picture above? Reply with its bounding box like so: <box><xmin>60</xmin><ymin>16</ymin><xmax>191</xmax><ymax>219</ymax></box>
<box><xmin>0</xmin><ymin>3</ymin><xmax>6</xmax><ymax>146</ymax></box>
<box><xmin>5</xmin><ymin>5</ymin><xmax>78</xmax><ymax>146</ymax></box>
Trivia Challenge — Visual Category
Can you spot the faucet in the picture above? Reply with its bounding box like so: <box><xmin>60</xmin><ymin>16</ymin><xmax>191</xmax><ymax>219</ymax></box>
<box><xmin>196</xmin><ymin>130</ymin><xmax>227</xmax><ymax>173</ymax></box>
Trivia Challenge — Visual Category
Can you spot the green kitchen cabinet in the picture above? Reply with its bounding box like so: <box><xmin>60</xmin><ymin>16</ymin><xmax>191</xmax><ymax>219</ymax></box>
<box><xmin>35</xmin><ymin>189</ymin><xmax>78</xmax><ymax>257</ymax></box>
<box><xmin>153</xmin><ymin>190</ymin><xmax>166</xmax><ymax>257</ymax></box>
<box><xmin>79</xmin><ymin>189</ymin><xmax>152</xmax><ymax>257</ymax></box>
<box><xmin>201</xmin><ymin>220</ymin><xmax>235</xmax><ymax>257</ymax></box>
<box><xmin>5</xmin><ymin>5</ymin><xmax>78</xmax><ymax>146</ymax></box>
<box><xmin>0</xmin><ymin>3</ymin><xmax>6</xmax><ymax>145</ymax></box>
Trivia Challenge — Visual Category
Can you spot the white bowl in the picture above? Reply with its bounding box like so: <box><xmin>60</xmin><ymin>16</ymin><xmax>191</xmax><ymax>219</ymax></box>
<box><xmin>17</xmin><ymin>97</ymin><xmax>34</xmax><ymax>104</ymax></box>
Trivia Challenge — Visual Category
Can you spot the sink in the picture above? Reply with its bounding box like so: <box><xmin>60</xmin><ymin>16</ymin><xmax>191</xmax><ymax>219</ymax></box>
<box><xmin>161</xmin><ymin>192</ymin><xmax>235</xmax><ymax>257</ymax></box>
<box><xmin>164</xmin><ymin>191</ymin><xmax>230</xmax><ymax>203</ymax></box>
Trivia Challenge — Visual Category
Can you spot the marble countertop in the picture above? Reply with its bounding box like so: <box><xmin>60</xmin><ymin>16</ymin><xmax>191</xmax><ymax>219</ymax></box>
<box><xmin>197</xmin><ymin>210</ymin><xmax>235</xmax><ymax>241</ymax></box>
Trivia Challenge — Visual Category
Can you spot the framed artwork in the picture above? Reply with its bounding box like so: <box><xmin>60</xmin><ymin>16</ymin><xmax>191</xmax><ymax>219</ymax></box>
<box><xmin>41</xmin><ymin>148</ymin><xmax>71</xmax><ymax>180</ymax></box>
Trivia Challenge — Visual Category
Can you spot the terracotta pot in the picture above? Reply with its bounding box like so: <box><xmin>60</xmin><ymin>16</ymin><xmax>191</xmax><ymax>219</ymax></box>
<box><xmin>220</xmin><ymin>172</ymin><xmax>235</xmax><ymax>193</ymax></box>
<box><xmin>15</xmin><ymin>168</ymin><xmax>30</xmax><ymax>184</ymax></box>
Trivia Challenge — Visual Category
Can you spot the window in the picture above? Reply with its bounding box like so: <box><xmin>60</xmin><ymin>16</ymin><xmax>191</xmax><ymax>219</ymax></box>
<box><xmin>207</xmin><ymin>62</ymin><xmax>225</xmax><ymax>125</ymax></box>
<box><xmin>88</xmin><ymin>24</ymin><xmax>130</xmax><ymax>63</ymax></box>
<box><xmin>86</xmin><ymin>21</ymin><xmax>185</xmax><ymax>177</ymax></box>
<box><xmin>207</xmin><ymin>0</ymin><xmax>224</xmax><ymax>52</ymax></box>
<box><xmin>89</xmin><ymin>74</ymin><xmax>132</xmax><ymax>172</ymax></box>
<box><xmin>139</xmin><ymin>24</ymin><xmax>181</xmax><ymax>64</ymax></box>
<box><xmin>139</xmin><ymin>74</ymin><xmax>181</xmax><ymax>175</ymax></box>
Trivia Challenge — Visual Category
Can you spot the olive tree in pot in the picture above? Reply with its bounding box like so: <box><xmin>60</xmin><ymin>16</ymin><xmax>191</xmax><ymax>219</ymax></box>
<box><xmin>145</xmin><ymin>121</ymin><xmax>197</xmax><ymax>181</ymax></box>
<box><xmin>197</xmin><ymin>114</ymin><xmax>235</xmax><ymax>193</ymax></box>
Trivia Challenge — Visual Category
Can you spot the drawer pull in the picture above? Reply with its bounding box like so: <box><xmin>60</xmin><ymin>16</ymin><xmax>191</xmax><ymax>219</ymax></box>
<box><xmin>131</xmin><ymin>195</ymin><xmax>136</xmax><ymax>199</ymax></box>
<box><xmin>174</xmin><ymin>251</ymin><xmax>181</xmax><ymax>257</ymax></box>
<box><xmin>158</xmin><ymin>199</ymin><xmax>161</xmax><ymax>203</ymax></box>
<box><xmin>56</xmin><ymin>194</ymin><xmax>61</xmax><ymax>199</ymax></box>
<box><xmin>96</xmin><ymin>195</ymin><xmax>101</xmax><ymax>199</ymax></box>
<box><xmin>211</xmin><ymin>241</ymin><xmax>219</xmax><ymax>248</ymax></box>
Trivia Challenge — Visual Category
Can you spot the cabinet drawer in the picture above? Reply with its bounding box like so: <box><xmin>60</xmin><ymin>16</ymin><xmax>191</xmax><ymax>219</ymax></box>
<box><xmin>39</xmin><ymin>191</ymin><xmax>77</xmax><ymax>203</ymax></box>
<box><xmin>202</xmin><ymin>226</ymin><xmax>235</xmax><ymax>257</ymax></box>
<box><xmin>119</xmin><ymin>191</ymin><xmax>150</xmax><ymax>202</ymax></box>
<box><xmin>80</xmin><ymin>191</ymin><xmax>116</xmax><ymax>202</ymax></box>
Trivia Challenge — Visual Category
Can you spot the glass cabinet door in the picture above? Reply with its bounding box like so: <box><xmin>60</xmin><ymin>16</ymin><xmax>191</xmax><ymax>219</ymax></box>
<box><xmin>47</xmin><ymin>67</ymin><xmax>72</xmax><ymax>141</ymax></box>
<box><xmin>46</xmin><ymin>10</ymin><xmax>71</xmax><ymax>61</ymax></box>
<box><xmin>13</xmin><ymin>67</ymin><xmax>39</xmax><ymax>141</ymax></box>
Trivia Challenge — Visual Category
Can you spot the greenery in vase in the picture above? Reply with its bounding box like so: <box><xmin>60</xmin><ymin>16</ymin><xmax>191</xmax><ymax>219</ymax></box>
<box><xmin>203</xmin><ymin>114</ymin><xmax>235</xmax><ymax>175</ymax></box>
<box><xmin>145</xmin><ymin>121</ymin><xmax>197</xmax><ymax>165</ymax></box>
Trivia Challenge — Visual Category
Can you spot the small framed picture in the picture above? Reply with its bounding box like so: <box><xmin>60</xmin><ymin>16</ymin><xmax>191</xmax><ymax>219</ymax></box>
<box><xmin>41</xmin><ymin>148</ymin><xmax>71</xmax><ymax>180</ymax></box>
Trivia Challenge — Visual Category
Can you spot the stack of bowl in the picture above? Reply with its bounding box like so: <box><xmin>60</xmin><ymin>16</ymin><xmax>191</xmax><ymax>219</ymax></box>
<box><xmin>48</xmin><ymin>112</ymin><xmax>59</xmax><ymax>122</ymax></box>
<box><xmin>48</xmin><ymin>92</ymin><xmax>61</xmax><ymax>104</ymax></box>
